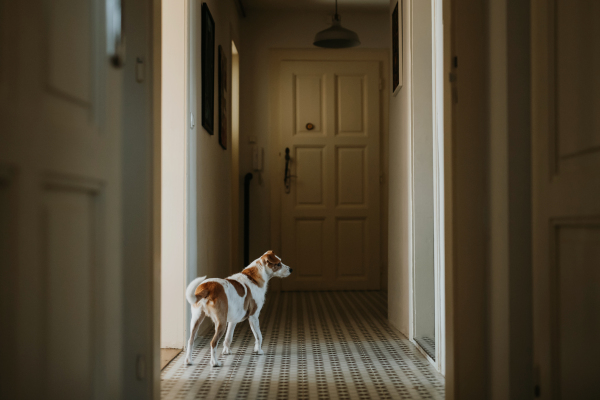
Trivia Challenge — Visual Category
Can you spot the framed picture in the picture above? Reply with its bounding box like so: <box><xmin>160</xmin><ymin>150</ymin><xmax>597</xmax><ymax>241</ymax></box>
<box><xmin>392</xmin><ymin>0</ymin><xmax>403</xmax><ymax>95</ymax></box>
<box><xmin>201</xmin><ymin>2</ymin><xmax>215</xmax><ymax>134</ymax></box>
<box><xmin>218</xmin><ymin>45</ymin><xmax>228</xmax><ymax>150</ymax></box>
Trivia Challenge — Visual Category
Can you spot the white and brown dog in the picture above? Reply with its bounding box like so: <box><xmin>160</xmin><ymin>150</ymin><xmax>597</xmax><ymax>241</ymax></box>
<box><xmin>184</xmin><ymin>250</ymin><xmax>292</xmax><ymax>367</ymax></box>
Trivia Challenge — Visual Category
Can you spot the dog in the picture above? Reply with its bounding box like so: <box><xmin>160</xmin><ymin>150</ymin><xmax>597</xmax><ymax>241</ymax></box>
<box><xmin>184</xmin><ymin>250</ymin><xmax>292</xmax><ymax>367</ymax></box>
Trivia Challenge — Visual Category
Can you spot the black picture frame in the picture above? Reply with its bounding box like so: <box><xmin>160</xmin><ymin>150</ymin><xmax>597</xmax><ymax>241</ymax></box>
<box><xmin>201</xmin><ymin>3</ymin><xmax>215</xmax><ymax>134</ymax></box>
<box><xmin>392</xmin><ymin>0</ymin><xmax>403</xmax><ymax>95</ymax></box>
<box><xmin>218</xmin><ymin>45</ymin><xmax>228</xmax><ymax>150</ymax></box>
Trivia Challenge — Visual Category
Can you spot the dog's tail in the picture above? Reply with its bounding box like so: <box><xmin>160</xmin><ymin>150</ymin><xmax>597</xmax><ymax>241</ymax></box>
<box><xmin>185</xmin><ymin>276</ymin><xmax>207</xmax><ymax>305</ymax></box>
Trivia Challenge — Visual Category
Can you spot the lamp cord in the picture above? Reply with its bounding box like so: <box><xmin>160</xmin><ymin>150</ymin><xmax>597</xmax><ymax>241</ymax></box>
<box><xmin>335</xmin><ymin>0</ymin><xmax>339</xmax><ymax>20</ymax></box>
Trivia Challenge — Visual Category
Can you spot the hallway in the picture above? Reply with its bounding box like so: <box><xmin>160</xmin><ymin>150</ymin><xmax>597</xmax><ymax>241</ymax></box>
<box><xmin>161</xmin><ymin>291</ymin><xmax>444</xmax><ymax>399</ymax></box>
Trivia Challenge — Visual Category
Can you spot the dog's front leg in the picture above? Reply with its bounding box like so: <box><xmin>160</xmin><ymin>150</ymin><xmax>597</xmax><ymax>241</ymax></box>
<box><xmin>248</xmin><ymin>316</ymin><xmax>264</xmax><ymax>355</ymax></box>
<box><xmin>222</xmin><ymin>322</ymin><xmax>237</xmax><ymax>355</ymax></box>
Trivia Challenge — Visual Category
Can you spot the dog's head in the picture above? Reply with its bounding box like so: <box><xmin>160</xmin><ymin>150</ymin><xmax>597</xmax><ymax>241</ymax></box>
<box><xmin>259</xmin><ymin>250</ymin><xmax>292</xmax><ymax>278</ymax></box>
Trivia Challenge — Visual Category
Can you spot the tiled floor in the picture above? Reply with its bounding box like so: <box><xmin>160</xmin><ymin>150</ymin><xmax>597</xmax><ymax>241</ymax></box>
<box><xmin>161</xmin><ymin>291</ymin><xmax>445</xmax><ymax>399</ymax></box>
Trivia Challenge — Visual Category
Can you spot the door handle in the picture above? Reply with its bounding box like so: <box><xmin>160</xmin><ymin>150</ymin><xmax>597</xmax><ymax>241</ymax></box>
<box><xmin>284</xmin><ymin>148</ymin><xmax>296</xmax><ymax>194</ymax></box>
<box><xmin>108</xmin><ymin>0</ymin><xmax>126</xmax><ymax>68</ymax></box>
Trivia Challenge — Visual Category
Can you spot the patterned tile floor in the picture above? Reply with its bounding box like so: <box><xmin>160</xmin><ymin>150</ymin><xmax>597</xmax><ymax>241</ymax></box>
<box><xmin>161</xmin><ymin>291</ymin><xmax>445</xmax><ymax>399</ymax></box>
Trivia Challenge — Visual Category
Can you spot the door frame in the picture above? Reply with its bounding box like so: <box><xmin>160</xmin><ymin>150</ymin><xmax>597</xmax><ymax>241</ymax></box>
<box><xmin>268</xmin><ymin>49</ymin><xmax>389</xmax><ymax>292</ymax></box>
<box><xmin>407</xmin><ymin>0</ymin><xmax>446</xmax><ymax>374</ymax></box>
<box><xmin>159</xmin><ymin>0</ymin><xmax>190</xmax><ymax>352</ymax></box>
<box><xmin>443</xmin><ymin>0</ymin><xmax>533</xmax><ymax>397</ymax></box>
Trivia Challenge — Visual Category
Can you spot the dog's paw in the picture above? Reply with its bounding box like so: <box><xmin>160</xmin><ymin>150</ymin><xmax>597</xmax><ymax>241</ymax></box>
<box><xmin>255</xmin><ymin>349</ymin><xmax>264</xmax><ymax>355</ymax></box>
<box><xmin>185</xmin><ymin>357</ymin><xmax>192</xmax><ymax>365</ymax></box>
<box><xmin>222</xmin><ymin>348</ymin><xmax>231</xmax><ymax>355</ymax></box>
<box><xmin>211</xmin><ymin>359</ymin><xmax>222</xmax><ymax>367</ymax></box>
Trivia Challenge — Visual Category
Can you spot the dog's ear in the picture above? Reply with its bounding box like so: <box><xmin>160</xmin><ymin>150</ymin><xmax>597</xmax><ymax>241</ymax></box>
<box><xmin>262</xmin><ymin>250</ymin><xmax>281</xmax><ymax>264</ymax></box>
<box><xmin>261</xmin><ymin>250</ymin><xmax>281</xmax><ymax>267</ymax></box>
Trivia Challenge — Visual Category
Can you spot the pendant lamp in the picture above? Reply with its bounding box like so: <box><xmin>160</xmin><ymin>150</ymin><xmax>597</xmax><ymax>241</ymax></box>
<box><xmin>313</xmin><ymin>0</ymin><xmax>361</xmax><ymax>49</ymax></box>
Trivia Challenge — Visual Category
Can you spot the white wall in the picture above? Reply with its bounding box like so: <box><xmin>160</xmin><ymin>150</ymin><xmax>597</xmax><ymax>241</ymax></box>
<box><xmin>387</xmin><ymin>0</ymin><xmax>412</xmax><ymax>336</ymax></box>
<box><xmin>239</xmin><ymin>9</ymin><xmax>389</xmax><ymax>271</ymax></box>
<box><xmin>162</xmin><ymin>0</ymin><xmax>242</xmax><ymax>349</ymax></box>
<box><xmin>188</xmin><ymin>0</ymin><xmax>241</xmax><ymax>284</ymax></box>
<box><xmin>161</xmin><ymin>0</ymin><xmax>187</xmax><ymax>349</ymax></box>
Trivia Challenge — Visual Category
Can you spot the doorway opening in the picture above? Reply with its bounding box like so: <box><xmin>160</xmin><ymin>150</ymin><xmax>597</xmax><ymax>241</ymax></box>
<box><xmin>268</xmin><ymin>49</ymin><xmax>389</xmax><ymax>292</ymax></box>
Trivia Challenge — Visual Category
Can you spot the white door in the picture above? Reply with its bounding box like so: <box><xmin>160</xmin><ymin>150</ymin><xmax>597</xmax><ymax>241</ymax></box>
<box><xmin>533</xmin><ymin>1</ymin><xmax>600</xmax><ymax>398</ymax></box>
<box><xmin>279</xmin><ymin>61</ymin><xmax>381</xmax><ymax>291</ymax></box>
<box><xmin>0</xmin><ymin>0</ymin><xmax>125</xmax><ymax>397</ymax></box>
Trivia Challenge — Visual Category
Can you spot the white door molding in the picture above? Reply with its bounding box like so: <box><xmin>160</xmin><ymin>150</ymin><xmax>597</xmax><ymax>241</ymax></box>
<box><xmin>160</xmin><ymin>0</ymin><xmax>189</xmax><ymax>350</ymax></box>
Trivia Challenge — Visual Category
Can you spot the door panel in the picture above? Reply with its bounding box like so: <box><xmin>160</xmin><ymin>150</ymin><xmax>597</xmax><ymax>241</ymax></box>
<box><xmin>295</xmin><ymin>219</ymin><xmax>325</xmax><ymax>278</ymax></box>
<box><xmin>295</xmin><ymin>74</ymin><xmax>325</xmax><ymax>135</ymax></box>
<box><xmin>337</xmin><ymin>146</ymin><xmax>366</xmax><ymax>206</ymax></box>
<box><xmin>280</xmin><ymin>61</ymin><xmax>380</xmax><ymax>290</ymax></box>
<box><xmin>296</xmin><ymin>147</ymin><xmax>324</xmax><ymax>205</ymax></box>
<box><xmin>533</xmin><ymin>0</ymin><xmax>600</xmax><ymax>398</ymax></box>
<box><xmin>45</xmin><ymin>185</ymin><xmax>98</xmax><ymax>399</ymax></box>
<box><xmin>556</xmin><ymin>224</ymin><xmax>600</xmax><ymax>399</ymax></box>
<box><xmin>336</xmin><ymin>218</ymin><xmax>366</xmax><ymax>278</ymax></box>
<box><xmin>555</xmin><ymin>1</ymin><xmax>600</xmax><ymax>158</ymax></box>
<box><xmin>337</xmin><ymin>75</ymin><xmax>365</xmax><ymax>134</ymax></box>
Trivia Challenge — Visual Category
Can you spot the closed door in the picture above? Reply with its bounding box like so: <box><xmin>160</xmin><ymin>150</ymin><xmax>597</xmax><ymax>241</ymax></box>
<box><xmin>279</xmin><ymin>61</ymin><xmax>381</xmax><ymax>291</ymax></box>
<box><xmin>533</xmin><ymin>1</ymin><xmax>600</xmax><ymax>398</ymax></box>
<box><xmin>0</xmin><ymin>0</ymin><xmax>125</xmax><ymax>397</ymax></box>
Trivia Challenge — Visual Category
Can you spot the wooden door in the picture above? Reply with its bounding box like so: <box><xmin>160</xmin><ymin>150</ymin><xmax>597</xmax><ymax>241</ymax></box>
<box><xmin>279</xmin><ymin>61</ymin><xmax>381</xmax><ymax>291</ymax></box>
<box><xmin>532</xmin><ymin>1</ymin><xmax>600</xmax><ymax>398</ymax></box>
<box><xmin>0</xmin><ymin>0</ymin><xmax>125</xmax><ymax>397</ymax></box>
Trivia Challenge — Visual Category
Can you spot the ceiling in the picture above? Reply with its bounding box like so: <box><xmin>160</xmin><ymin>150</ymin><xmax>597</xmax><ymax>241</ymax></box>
<box><xmin>242</xmin><ymin>0</ymin><xmax>389</xmax><ymax>12</ymax></box>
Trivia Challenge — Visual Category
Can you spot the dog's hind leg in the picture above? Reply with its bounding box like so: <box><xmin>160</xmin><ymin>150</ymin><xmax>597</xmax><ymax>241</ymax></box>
<box><xmin>185</xmin><ymin>308</ymin><xmax>205</xmax><ymax>365</ymax></box>
<box><xmin>222</xmin><ymin>322</ymin><xmax>237</xmax><ymax>355</ymax></box>
<box><xmin>248</xmin><ymin>316</ymin><xmax>264</xmax><ymax>355</ymax></box>
<box><xmin>210</xmin><ymin>322</ymin><xmax>227</xmax><ymax>367</ymax></box>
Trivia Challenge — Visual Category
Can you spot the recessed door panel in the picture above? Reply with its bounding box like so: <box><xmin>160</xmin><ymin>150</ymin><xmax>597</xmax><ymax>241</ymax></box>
<box><xmin>295</xmin><ymin>75</ymin><xmax>324</xmax><ymax>135</ymax></box>
<box><xmin>47</xmin><ymin>0</ymin><xmax>92</xmax><ymax>106</ymax></box>
<box><xmin>337</xmin><ymin>219</ymin><xmax>366</xmax><ymax>278</ymax></box>
<box><xmin>296</xmin><ymin>147</ymin><xmax>324</xmax><ymax>205</ymax></box>
<box><xmin>0</xmin><ymin>170</ymin><xmax>15</xmax><ymax>394</ymax></box>
<box><xmin>296</xmin><ymin>219</ymin><xmax>324</xmax><ymax>277</ymax></box>
<box><xmin>337</xmin><ymin>75</ymin><xmax>365</xmax><ymax>135</ymax></box>
<box><xmin>45</xmin><ymin>187</ymin><xmax>98</xmax><ymax>399</ymax></box>
<box><xmin>337</xmin><ymin>146</ymin><xmax>366</xmax><ymax>206</ymax></box>
<box><xmin>556</xmin><ymin>224</ymin><xmax>600</xmax><ymax>399</ymax></box>
<box><xmin>556</xmin><ymin>1</ymin><xmax>600</xmax><ymax>159</ymax></box>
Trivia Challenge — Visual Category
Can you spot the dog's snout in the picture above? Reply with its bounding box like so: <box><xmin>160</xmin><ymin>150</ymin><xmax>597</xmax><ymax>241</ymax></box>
<box><xmin>289</xmin><ymin>268</ymin><xmax>293</xmax><ymax>273</ymax></box>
